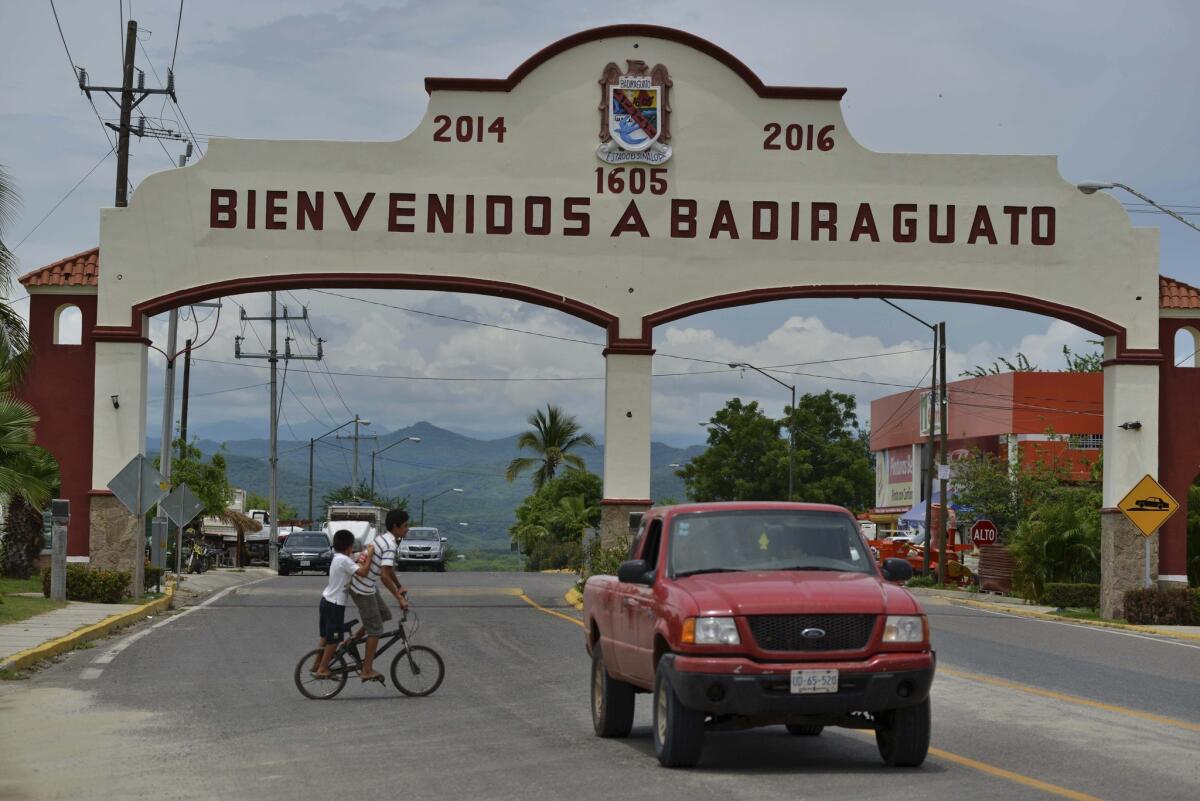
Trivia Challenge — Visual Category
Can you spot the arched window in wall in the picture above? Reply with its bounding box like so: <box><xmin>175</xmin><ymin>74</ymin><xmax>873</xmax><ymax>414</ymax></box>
<box><xmin>53</xmin><ymin>304</ymin><xmax>83</xmax><ymax>346</ymax></box>
<box><xmin>1174</xmin><ymin>326</ymin><xmax>1200</xmax><ymax>368</ymax></box>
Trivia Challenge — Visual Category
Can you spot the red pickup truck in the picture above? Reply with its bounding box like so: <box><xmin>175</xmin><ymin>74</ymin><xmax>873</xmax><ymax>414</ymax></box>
<box><xmin>583</xmin><ymin>501</ymin><xmax>934</xmax><ymax>768</ymax></box>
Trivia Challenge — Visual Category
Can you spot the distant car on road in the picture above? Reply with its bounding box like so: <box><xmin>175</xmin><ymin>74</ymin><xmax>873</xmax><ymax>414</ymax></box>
<box><xmin>1133</xmin><ymin>496</ymin><xmax>1170</xmax><ymax>511</ymax></box>
<box><xmin>397</xmin><ymin>526</ymin><xmax>447</xmax><ymax>572</ymax></box>
<box><xmin>278</xmin><ymin>530</ymin><xmax>333</xmax><ymax>576</ymax></box>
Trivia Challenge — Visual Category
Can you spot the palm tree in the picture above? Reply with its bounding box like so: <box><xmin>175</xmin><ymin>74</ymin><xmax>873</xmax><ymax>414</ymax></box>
<box><xmin>505</xmin><ymin>405</ymin><xmax>597</xmax><ymax>491</ymax></box>
<box><xmin>0</xmin><ymin>164</ymin><xmax>29</xmax><ymax>367</ymax></box>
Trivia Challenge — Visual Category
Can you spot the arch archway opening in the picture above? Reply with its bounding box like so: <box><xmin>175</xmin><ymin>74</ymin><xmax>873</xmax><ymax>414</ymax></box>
<box><xmin>54</xmin><ymin>304</ymin><xmax>83</xmax><ymax>346</ymax></box>
<box><xmin>1173</xmin><ymin>326</ymin><xmax>1200</xmax><ymax>368</ymax></box>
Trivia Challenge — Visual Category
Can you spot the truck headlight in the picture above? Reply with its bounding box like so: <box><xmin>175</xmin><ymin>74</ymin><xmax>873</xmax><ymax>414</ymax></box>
<box><xmin>882</xmin><ymin>615</ymin><xmax>927</xmax><ymax>643</ymax></box>
<box><xmin>682</xmin><ymin>617</ymin><xmax>740</xmax><ymax>645</ymax></box>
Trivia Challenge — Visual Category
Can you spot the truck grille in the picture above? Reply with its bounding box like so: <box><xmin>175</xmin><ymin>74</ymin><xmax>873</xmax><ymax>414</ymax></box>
<box><xmin>747</xmin><ymin>615</ymin><xmax>876</xmax><ymax>652</ymax></box>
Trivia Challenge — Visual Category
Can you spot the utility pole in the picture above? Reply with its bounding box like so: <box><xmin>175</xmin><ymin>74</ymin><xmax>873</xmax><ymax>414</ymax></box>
<box><xmin>337</xmin><ymin>415</ymin><xmax>376</xmax><ymax>492</ymax></box>
<box><xmin>154</xmin><ymin>309</ymin><xmax>179</xmax><ymax>571</ymax></box>
<box><xmin>921</xmin><ymin>327</ymin><xmax>938</xmax><ymax>576</ymax></box>
<box><xmin>936</xmin><ymin>322</ymin><xmax>949</xmax><ymax>586</ymax></box>
<box><xmin>178</xmin><ymin>338</ymin><xmax>192</xmax><ymax>453</ymax></box>
<box><xmin>77</xmin><ymin>20</ymin><xmax>178</xmax><ymax>207</ymax></box>
<box><xmin>235</xmin><ymin>298</ymin><xmax>323</xmax><ymax>569</ymax></box>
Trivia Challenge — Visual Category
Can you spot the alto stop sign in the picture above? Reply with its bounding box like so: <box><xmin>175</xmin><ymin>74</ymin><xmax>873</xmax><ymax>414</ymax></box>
<box><xmin>971</xmin><ymin>519</ymin><xmax>998</xmax><ymax>546</ymax></box>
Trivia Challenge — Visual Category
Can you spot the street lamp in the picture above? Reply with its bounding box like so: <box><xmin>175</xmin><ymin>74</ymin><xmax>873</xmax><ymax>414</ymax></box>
<box><xmin>1077</xmin><ymin>181</ymin><xmax>1200</xmax><ymax>234</ymax></box>
<box><xmin>370</xmin><ymin>436</ymin><xmax>421</xmax><ymax>495</ymax></box>
<box><xmin>729</xmin><ymin>361</ymin><xmax>796</xmax><ymax>501</ymax></box>
<box><xmin>307</xmin><ymin>417</ymin><xmax>363</xmax><ymax>522</ymax></box>
<box><xmin>878</xmin><ymin>299</ymin><xmax>944</xmax><ymax>578</ymax></box>
<box><xmin>420</xmin><ymin>487</ymin><xmax>463</xmax><ymax>525</ymax></box>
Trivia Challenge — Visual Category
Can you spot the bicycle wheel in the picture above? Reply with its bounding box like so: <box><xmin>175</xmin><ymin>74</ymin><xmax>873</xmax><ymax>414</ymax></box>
<box><xmin>295</xmin><ymin>647</ymin><xmax>349</xmax><ymax>700</ymax></box>
<box><xmin>390</xmin><ymin>645</ymin><xmax>445</xmax><ymax>697</ymax></box>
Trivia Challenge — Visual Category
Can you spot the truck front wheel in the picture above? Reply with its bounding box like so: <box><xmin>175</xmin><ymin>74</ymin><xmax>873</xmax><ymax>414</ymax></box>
<box><xmin>874</xmin><ymin>698</ymin><xmax>931</xmax><ymax>767</ymax></box>
<box><xmin>653</xmin><ymin>663</ymin><xmax>705</xmax><ymax>767</ymax></box>
<box><xmin>591</xmin><ymin>648</ymin><xmax>634</xmax><ymax>738</ymax></box>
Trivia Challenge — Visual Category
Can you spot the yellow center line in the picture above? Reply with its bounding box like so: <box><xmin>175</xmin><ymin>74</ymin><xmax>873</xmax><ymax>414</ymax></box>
<box><xmin>927</xmin><ymin>746</ymin><xmax>1106</xmax><ymax>801</ymax></box>
<box><xmin>519</xmin><ymin>593</ymin><xmax>585</xmax><ymax>628</ymax></box>
<box><xmin>939</xmin><ymin>666</ymin><xmax>1200</xmax><ymax>733</ymax></box>
<box><xmin>526</xmin><ymin>602</ymin><xmax>1115</xmax><ymax>800</ymax></box>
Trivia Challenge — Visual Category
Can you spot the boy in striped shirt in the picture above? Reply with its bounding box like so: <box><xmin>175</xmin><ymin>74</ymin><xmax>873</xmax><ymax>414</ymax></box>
<box><xmin>348</xmin><ymin>509</ymin><xmax>411</xmax><ymax>682</ymax></box>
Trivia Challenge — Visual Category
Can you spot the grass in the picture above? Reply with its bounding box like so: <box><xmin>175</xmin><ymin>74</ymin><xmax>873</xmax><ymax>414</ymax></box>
<box><xmin>0</xmin><ymin>576</ymin><xmax>42</xmax><ymax>595</ymax></box>
<box><xmin>0</xmin><ymin>595</ymin><xmax>66</xmax><ymax>625</ymax></box>
<box><xmin>1052</xmin><ymin>608</ymin><xmax>1121</xmax><ymax>623</ymax></box>
<box><xmin>0</xmin><ymin>668</ymin><xmax>30</xmax><ymax>680</ymax></box>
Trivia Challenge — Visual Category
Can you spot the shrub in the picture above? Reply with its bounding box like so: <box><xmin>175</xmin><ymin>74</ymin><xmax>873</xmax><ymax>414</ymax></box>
<box><xmin>41</xmin><ymin>565</ymin><xmax>131</xmax><ymax>603</ymax></box>
<box><xmin>1007</xmin><ymin>486</ymin><xmax>1101</xmax><ymax>603</ymax></box>
<box><xmin>1123</xmin><ymin>588</ymin><xmax>1195</xmax><ymax>625</ymax></box>
<box><xmin>1043</xmin><ymin>583</ymin><xmax>1100</xmax><ymax>609</ymax></box>
<box><xmin>144</xmin><ymin>564</ymin><xmax>164</xmax><ymax>590</ymax></box>
<box><xmin>904</xmin><ymin>574</ymin><xmax>939</xmax><ymax>589</ymax></box>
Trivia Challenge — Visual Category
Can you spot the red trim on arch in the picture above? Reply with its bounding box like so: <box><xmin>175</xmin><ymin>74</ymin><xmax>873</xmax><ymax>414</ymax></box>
<box><xmin>601</xmin><ymin>498</ymin><xmax>654</xmax><ymax>506</ymax></box>
<box><xmin>642</xmin><ymin>284</ymin><xmax>1162</xmax><ymax>365</ymax></box>
<box><xmin>424</xmin><ymin>25</ymin><xmax>846</xmax><ymax>101</ymax></box>
<box><xmin>91</xmin><ymin>273</ymin><xmax>621</xmax><ymax>346</ymax></box>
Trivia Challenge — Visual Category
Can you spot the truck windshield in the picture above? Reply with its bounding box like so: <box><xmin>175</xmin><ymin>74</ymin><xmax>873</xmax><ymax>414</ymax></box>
<box><xmin>286</xmin><ymin>534</ymin><xmax>328</xmax><ymax>549</ymax></box>
<box><xmin>669</xmin><ymin>510</ymin><xmax>873</xmax><ymax>576</ymax></box>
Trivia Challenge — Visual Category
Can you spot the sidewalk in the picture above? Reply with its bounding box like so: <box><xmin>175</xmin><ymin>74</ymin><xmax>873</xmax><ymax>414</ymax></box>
<box><xmin>0</xmin><ymin>567</ymin><xmax>273</xmax><ymax>672</ymax></box>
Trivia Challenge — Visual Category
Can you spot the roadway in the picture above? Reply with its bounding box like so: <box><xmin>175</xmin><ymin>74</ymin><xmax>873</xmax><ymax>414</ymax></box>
<box><xmin>0</xmin><ymin>571</ymin><xmax>1197</xmax><ymax>801</ymax></box>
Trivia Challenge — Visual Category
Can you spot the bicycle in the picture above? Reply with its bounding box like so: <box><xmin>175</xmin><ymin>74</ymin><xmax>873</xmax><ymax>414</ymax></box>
<box><xmin>293</xmin><ymin>607</ymin><xmax>445</xmax><ymax>700</ymax></box>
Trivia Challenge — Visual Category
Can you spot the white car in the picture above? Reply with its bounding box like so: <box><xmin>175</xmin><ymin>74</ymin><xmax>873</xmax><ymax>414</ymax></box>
<box><xmin>398</xmin><ymin>527</ymin><xmax>448</xmax><ymax>572</ymax></box>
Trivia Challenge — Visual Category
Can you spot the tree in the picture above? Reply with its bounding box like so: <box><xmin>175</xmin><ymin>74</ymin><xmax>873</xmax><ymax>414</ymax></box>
<box><xmin>0</xmin><ymin>449</ymin><xmax>58</xmax><ymax>579</ymax></box>
<box><xmin>960</xmin><ymin>353</ymin><xmax>1038</xmax><ymax>378</ymax></box>
<box><xmin>1062</xmin><ymin>342</ymin><xmax>1103</xmax><ymax>373</ymax></box>
<box><xmin>783</xmin><ymin>391</ymin><xmax>875</xmax><ymax>510</ymax></box>
<box><xmin>509</xmin><ymin>470</ymin><xmax>602</xmax><ymax>570</ymax></box>
<box><xmin>961</xmin><ymin>342</ymin><xmax>1103</xmax><ymax>378</ymax></box>
<box><xmin>680</xmin><ymin>393</ymin><xmax>873</xmax><ymax>509</ymax></box>
<box><xmin>156</xmin><ymin>439</ymin><xmax>231</xmax><ymax>518</ymax></box>
<box><xmin>680</xmin><ymin>398</ymin><xmax>787</xmax><ymax>502</ymax></box>
<box><xmin>245</xmin><ymin>491</ymin><xmax>298</xmax><ymax>521</ymax></box>
<box><xmin>321</xmin><ymin>483</ymin><xmax>408</xmax><ymax>513</ymax></box>
<box><xmin>505</xmin><ymin>404</ymin><xmax>597</xmax><ymax>491</ymax></box>
<box><xmin>0</xmin><ymin>164</ymin><xmax>29</xmax><ymax>367</ymax></box>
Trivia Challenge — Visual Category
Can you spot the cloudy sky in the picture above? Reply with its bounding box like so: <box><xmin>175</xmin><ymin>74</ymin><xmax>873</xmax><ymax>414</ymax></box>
<box><xmin>2</xmin><ymin>0</ymin><xmax>1198</xmax><ymax>447</ymax></box>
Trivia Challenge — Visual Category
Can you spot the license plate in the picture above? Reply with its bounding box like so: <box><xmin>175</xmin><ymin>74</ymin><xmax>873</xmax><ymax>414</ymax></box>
<box><xmin>300</xmin><ymin>560</ymin><xmax>310</xmax><ymax>567</ymax></box>
<box><xmin>790</xmin><ymin>669</ymin><xmax>838</xmax><ymax>694</ymax></box>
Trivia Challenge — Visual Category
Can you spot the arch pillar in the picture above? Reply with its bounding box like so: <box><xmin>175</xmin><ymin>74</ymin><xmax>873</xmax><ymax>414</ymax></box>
<box><xmin>600</xmin><ymin>349</ymin><xmax>653</xmax><ymax>547</ymax></box>
<box><xmin>1099</xmin><ymin>349</ymin><xmax>1160</xmax><ymax>618</ymax></box>
<box><xmin>88</xmin><ymin>334</ymin><xmax>149</xmax><ymax>574</ymax></box>
<box><xmin>1158</xmin><ymin>315</ymin><xmax>1200</xmax><ymax>589</ymax></box>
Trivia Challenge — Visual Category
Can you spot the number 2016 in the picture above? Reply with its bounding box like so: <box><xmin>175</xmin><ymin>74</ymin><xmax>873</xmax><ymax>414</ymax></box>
<box><xmin>433</xmin><ymin>115</ymin><xmax>507</xmax><ymax>143</ymax></box>
<box><xmin>763</xmin><ymin>123</ymin><xmax>835</xmax><ymax>152</ymax></box>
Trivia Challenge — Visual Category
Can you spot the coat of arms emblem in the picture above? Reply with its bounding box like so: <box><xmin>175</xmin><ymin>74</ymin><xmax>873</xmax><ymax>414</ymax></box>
<box><xmin>597</xmin><ymin>60</ymin><xmax>673</xmax><ymax>165</ymax></box>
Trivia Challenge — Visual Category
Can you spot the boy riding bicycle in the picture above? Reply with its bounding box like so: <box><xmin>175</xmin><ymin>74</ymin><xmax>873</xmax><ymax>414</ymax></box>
<box><xmin>347</xmin><ymin>509</ymin><xmax>411</xmax><ymax>682</ymax></box>
<box><xmin>313</xmin><ymin>529</ymin><xmax>364</xmax><ymax>678</ymax></box>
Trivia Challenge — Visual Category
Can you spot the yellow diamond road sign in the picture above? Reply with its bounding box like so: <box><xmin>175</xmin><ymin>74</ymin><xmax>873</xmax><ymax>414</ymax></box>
<box><xmin>1117</xmin><ymin>475</ymin><xmax>1179</xmax><ymax>538</ymax></box>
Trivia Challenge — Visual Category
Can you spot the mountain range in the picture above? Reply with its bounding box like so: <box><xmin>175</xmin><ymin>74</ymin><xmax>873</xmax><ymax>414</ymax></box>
<box><xmin>151</xmin><ymin>422</ymin><xmax>703</xmax><ymax>551</ymax></box>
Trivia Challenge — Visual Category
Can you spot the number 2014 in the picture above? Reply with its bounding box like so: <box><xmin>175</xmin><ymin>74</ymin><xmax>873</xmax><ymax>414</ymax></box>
<box><xmin>433</xmin><ymin>115</ymin><xmax>507</xmax><ymax>143</ymax></box>
<box><xmin>763</xmin><ymin>123</ymin><xmax>835</xmax><ymax>152</ymax></box>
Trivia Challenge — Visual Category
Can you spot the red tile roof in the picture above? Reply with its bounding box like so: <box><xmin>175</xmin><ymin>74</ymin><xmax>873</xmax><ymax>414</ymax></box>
<box><xmin>1160</xmin><ymin>275</ymin><xmax>1200</xmax><ymax>310</ymax></box>
<box><xmin>19</xmin><ymin>247</ymin><xmax>99</xmax><ymax>288</ymax></box>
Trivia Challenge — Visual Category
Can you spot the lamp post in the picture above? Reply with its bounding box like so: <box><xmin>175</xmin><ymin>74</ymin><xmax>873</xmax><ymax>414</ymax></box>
<box><xmin>370</xmin><ymin>436</ymin><xmax>422</xmax><ymax>495</ymax></box>
<box><xmin>307</xmin><ymin>417</ymin><xmax>361</xmax><ymax>522</ymax></box>
<box><xmin>879</xmin><ymin>300</ymin><xmax>945</xmax><ymax>577</ymax></box>
<box><xmin>729</xmin><ymin>362</ymin><xmax>796</xmax><ymax>501</ymax></box>
<box><xmin>420</xmin><ymin>487</ymin><xmax>463</xmax><ymax>526</ymax></box>
<box><xmin>1077</xmin><ymin>182</ymin><xmax>1200</xmax><ymax>234</ymax></box>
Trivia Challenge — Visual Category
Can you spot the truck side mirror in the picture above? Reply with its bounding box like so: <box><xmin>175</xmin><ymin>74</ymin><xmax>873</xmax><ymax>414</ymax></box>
<box><xmin>440</xmin><ymin>537</ymin><xmax>448</xmax><ymax>543</ymax></box>
<box><xmin>617</xmin><ymin>559</ymin><xmax>654</xmax><ymax>585</ymax></box>
<box><xmin>881</xmin><ymin>558</ymin><xmax>914</xmax><ymax>583</ymax></box>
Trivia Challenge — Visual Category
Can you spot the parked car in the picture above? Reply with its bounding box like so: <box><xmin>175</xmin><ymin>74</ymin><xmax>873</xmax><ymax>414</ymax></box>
<box><xmin>583</xmin><ymin>501</ymin><xmax>933</xmax><ymax>768</ymax></box>
<box><xmin>278</xmin><ymin>530</ymin><xmax>334</xmax><ymax>576</ymax></box>
<box><xmin>397</xmin><ymin>526</ymin><xmax>447</xmax><ymax>571</ymax></box>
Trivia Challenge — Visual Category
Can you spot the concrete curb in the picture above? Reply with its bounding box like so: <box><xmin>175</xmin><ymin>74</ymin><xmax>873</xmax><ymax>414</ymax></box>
<box><xmin>0</xmin><ymin>581</ymin><xmax>176</xmax><ymax>673</ymax></box>
<box><xmin>565</xmin><ymin>588</ymin><xmax>583</xmax><ymax>611</ymax></box>
<box><xmin>949</xmin><ymin>597</ymin><xmax>1200</xmax><ymax>643</ymax></box>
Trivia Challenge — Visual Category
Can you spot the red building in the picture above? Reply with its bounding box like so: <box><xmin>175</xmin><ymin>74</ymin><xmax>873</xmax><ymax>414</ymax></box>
<box><xmin>870</xmin><ymin>370</ymin><xmax>1104</xmax><ymax>531</ymax></box>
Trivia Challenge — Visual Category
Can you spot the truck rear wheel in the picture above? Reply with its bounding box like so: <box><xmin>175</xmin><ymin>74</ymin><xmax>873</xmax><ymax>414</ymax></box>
<box><xmin>874</xmin><ymin>698</ymin><xmax>931</xmax><ymax>767</ymax></box>
<box><xmin>653</xmin><ymin>663</ymin><xmax>705</xmax><ymax>767</ymax></box>
<box><xmin>591</xmin><ymin>648</ymin><xmax>635</xmax><ymax>738</ymax></box>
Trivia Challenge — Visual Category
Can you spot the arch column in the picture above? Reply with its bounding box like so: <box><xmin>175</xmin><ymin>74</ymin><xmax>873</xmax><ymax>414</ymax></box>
<box><xmin>600</xmin><ymin>349</ymin><xmax>653</xmax><ymax>547</ymax></box>
<box><xmin>88</xmin><ymin>334</ymin><xmax>149</xmax><ymax>574</ymax></box>
<box><xmin>1157</xmin><ymin>317</ymin><xmax>1200</xmax><ymax>589</ymax></box>
<box><xmin>1099</xmin><ymin>349</ymin><xmax>1160</xmax><ymax>618</ymax></box>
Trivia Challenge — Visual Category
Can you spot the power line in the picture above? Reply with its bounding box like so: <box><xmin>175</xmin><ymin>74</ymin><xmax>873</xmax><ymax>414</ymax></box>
<box><xmin>169</xmin><ymin>0</ymin><xmax>184</xmax><ymax>72</ymax></box>
<box><xmin>10</xmin><ymin>147</ymin><xmax>115</xmax><ymax>252</ymax></box>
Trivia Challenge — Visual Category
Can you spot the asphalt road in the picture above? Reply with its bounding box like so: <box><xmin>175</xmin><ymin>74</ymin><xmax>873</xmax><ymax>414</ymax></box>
<box><xmin>1</xmin><ymin>572</ymin><xmax>1198</xmax><ymax>801</ymax></box>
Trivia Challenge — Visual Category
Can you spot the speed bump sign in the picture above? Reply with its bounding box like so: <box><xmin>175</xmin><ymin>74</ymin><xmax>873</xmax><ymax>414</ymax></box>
<box><xmin>1117</xmin><ymin>475</ymin><xmax>1179</xmax><ymax>537</ymax></box>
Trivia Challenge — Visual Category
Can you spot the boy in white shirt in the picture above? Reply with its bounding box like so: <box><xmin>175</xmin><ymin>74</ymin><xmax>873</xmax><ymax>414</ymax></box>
<box><xmin>314</xmin><ymin>529</ymin><xmax>369</xmax><ymax>678</ymax></box>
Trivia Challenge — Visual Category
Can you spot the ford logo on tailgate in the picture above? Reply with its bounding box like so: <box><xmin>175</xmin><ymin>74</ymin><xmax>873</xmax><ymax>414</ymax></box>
<box><xmin>801</xmin><ymin>628</ymin><xmax>826</xmax><ymax>640</ymax></box>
